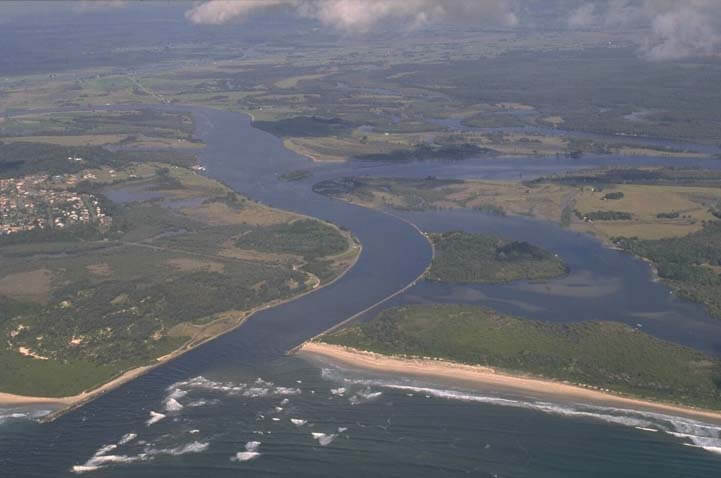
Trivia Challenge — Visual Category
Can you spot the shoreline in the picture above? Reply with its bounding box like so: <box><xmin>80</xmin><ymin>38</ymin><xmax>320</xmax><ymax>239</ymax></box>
<box><xmin>288</xmin><ymin>209</ymin><xmax>435</xmax><ymax>351</ymax></box>
<box><xmin>297</xmin><ymin>341</ymin><xmax>721</xmax><ymax>424</ymax></box>
<box><xmin>0</xmin><ymin>229</ymin><xmax>362</xmax><ymax>419</ymax></box>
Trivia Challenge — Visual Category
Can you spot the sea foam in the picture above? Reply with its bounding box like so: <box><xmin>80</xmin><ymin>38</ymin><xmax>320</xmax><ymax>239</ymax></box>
<box><xmin>231</xmin><ymin>441</ymin><xmax>261</xmax><ymax>462</ymax></box>
<box><xmin>146</xmin><ymin>411</ymin><xmax>166</xmax><ymax>426</ymax></box>
<box><xmin>321</xmin><ymin>366</ymin><xmax>721</xmax><ymax>455</ymax></box>
<box><xmin>311</xmin><ymin>432</ymin><xmax>337</xmax><ymax>446</ymax></box>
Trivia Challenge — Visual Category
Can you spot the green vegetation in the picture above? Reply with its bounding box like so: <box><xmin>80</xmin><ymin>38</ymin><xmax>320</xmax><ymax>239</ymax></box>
<box><xmin>254</xmin><ymin>116</ymin><xmax>350</xmax><ymax>138</ymax></box>
<box><xmin>428</xmin><ymin>232</ymin><xmax>567</xmax><ymax>283</ymax></box>
<box><xmin>0</xmin><ymin>142</ymin><xmax>125</xmax><ymax>177</ymax></box>
<box><xmin>235</xmin><ymin>219</ymin><xmax>347</xmax><ymax>261</ymax></box>
<box><xmin>354</xmin><ymin>143</ymin><xmax>495</xmax><ymax>162</ymax></box>
<box><xmin>603</xmin><ymin>192</ymin><xmax>624</xmax><ymax>200</ymax></box>
<box><xmin>279</xmin><ymin>169</ymin><xmax>313</xmax><ymax>182</ymax></box>
<box><xmin>313</xmin><ymin>176</ymin><xmax>467</xmax><ymax>211</ymax></box>
<box><xmin>0</xmin><ymin>141</ymin><xmax>198</xmax><ymax>178</ymax></box>
<box><xmin>0</xmin><ymin>161</ymin><xmax>355</xmax><ymax>397</ymax></box>
<box><xmin>615</xmin><ymin>221</ymin><xmax>721</xmax><ymax>320</ymax></box>
<box><xmin>530</xmin><ymin>168</ymin><xmax>721</xmax><ymax>189</ymax></box>
<box><xmin>577</xmin><ymin>210</ymin><xmax>633</xmax><ymax>221</ymax></box>
<box><xmin>321</xmin><ymin>304</ymin><xmax>721</xmax><ymax>410</ymax></box>
<box><xmin>474</xmin><ymin>204</ymin><xmax>506</xmax><ymax>216</ymax></box>
<box><xmin>0</xmin><ymin>110</ymin><xmax>195</xmax><ymax>142</ymax></box>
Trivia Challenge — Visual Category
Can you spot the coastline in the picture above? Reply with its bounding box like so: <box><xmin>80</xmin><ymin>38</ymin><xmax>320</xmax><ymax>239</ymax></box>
<box><xmin>0</xmin><ymin>230</ymin><xmax>362</xmax><ymax>419</ymax></box>
<box><xmin>297</xmin><ymin>341</ymin><xmax>721</xmax><ymax>424</ymax></box>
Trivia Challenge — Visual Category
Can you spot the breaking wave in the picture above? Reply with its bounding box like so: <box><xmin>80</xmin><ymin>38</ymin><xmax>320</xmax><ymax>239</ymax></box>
<box><xmin>0</xmin><ymin>408</ymin><xmax>53</xmax><ymax>424</ymax></box>
<box><xmin>348</xmin><ymin>388</ymin><xmax>383</xmax><ymax>405</ymax></box>
<box><xmin>311</xmin><ymin>432</ymin><xmax>337</xmax><ymax>446</ymax></box>
<box><xmin>164</xmin><ymin>398</ymin><xmax>184</xmax><ymax>412</ymax></box>
<box><xmin>146</xmin><ymin>441</ymin><xmax>209</xmax><ymax>457</ymax></box>
<box><xmin>118</xmin><ymin>433</ymin><xmax>138</xmax><ymax>445</ymax></box>
<box><xmin>162</xmin><ymin>376</ymin><xmax>303</xmax><ymax>404</ymax></box>
<box><xmin>231</xmin><ymin>441</ymin><xmax>261</xmax><ymax>462</ymax></box>
<box><xmin>146</xmin><ymin>411</ymin><xmax>166</xmax><ymax>426</ymax></box>
<box><xmin>320</xmin><ymin>367</ymin><xmax>721</xmax><ymax>455</ymax></box>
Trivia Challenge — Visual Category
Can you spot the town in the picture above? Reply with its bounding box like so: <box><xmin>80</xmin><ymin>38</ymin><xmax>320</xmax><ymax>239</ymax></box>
<box><xmin>0</xmin><ymin>171</ymin><xmax>111</xmax><ymax>236</ymax></box>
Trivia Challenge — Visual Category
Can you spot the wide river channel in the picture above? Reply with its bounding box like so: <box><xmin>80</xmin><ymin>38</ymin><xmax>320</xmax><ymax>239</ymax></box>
<box><xmin>2</xmin><ymin>105</ymin><xmax>721</xmax><ymax>477</ymax></box>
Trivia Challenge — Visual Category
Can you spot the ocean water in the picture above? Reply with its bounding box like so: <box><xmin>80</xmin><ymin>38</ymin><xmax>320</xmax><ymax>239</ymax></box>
<box><xmin>5</xmin><ymin>356</ymin><xmax>720</xmax><ymax>477</ymax></box>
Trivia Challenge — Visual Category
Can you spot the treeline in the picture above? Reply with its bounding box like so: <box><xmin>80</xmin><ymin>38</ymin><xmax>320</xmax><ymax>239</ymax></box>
<box><xmin>529</xmin><ymin>167</ymin><xmax>721</xmax><ymax>189</ymax></box>
<box><xmin>354</xmin><ymin>143</ymin><xmax>496</xmax><ymax>162</ymax></box>
<box><xmin>0</xmin><ymin>142</ymin><xmax>127</xmax><ymax>177</ymax></box>
<box><xmin>615</xmin><ymin>221</ymin><xmax>721</xmax><ymax>319</ymax></box>
<box><xmin>234</xmin><ymin>219</ymin><xmax>347</xmax><ymax>261</ymax></box>
<box><xmin>576</xmin><ymin>210</ymin><xmax>632</xmax><ymax>221</ymax></box>
<box><xmin>0</xmin><ymin>142</ymin><xmax>201</xmax><ymax>179</ymax></box>
<box><xmin>427</xmin><ymin>231</ymin><xmax>567</xmax><ymax>283</ymax></box>
<box><xmin>253</xmin><ymin>116</ymin><xmax>351</xmax><ymax>138</ymax></box>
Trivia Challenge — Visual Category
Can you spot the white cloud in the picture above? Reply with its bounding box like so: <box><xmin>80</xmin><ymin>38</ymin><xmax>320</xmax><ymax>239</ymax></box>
<box><xmin>566</xmin><ymin>1</ymin><xmax>721</xmax><ymax>60</ymax></box>
<box><xmin>568</xmin><ymin>3</ymin><xmax>596</xmax><ymax>28</ymax></box>
<box><xmin>185</xmin><ymin>0</ymin><xmax>292</xmax><ymax>25</ymax></box>
<box><xmin>185</xmin><ymin>0</ymin><xmax>519</xmax><ymax>31</ymax></box>
<box><xmin>644</xmin><ymin>6</ymin><xmax>721</xmax><ymax>60</ymax></box>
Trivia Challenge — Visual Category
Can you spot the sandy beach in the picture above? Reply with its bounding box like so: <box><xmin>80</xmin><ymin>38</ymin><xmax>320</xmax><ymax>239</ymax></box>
<box><xmin>298</xmin><ymin>341</ymin><xmax>721</xmax><ymax>423</ymax></box>
<box><xmin>0</xmin><ymin>364</ymin><xmax>155</xmax><ymax>410</ymax></box>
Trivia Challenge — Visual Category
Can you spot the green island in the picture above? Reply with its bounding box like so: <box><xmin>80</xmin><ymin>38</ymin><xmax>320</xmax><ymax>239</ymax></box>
<box><xmin>427</xmin><ymin>231</ymin><xmax>567</xmax><ymax>283</ymax></box>
<box><xmin>320</xmin><ymin>304</ymin><xmax>721</xmax><ymax>410</ymax></box>
<box><xmin>314</xmin><ymin>170</ymin><xmax>721</xmax><ymax>320</ymax></box>
<box><xmin>0</xmin><ymin>142</ymin><xmax>359</xmax><ymax>397</ymax></box>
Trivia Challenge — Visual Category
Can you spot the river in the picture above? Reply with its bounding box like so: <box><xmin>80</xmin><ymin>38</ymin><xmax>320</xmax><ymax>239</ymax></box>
<box><xmin>1</xmin><ymin>105</ymin><xmax>721</xmax><ymax>477</ymax></box>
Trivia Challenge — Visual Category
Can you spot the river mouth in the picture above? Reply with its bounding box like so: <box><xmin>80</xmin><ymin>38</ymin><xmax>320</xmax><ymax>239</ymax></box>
<box><xmin>3</xmin><ymin>104</ymin><xmax>721</xmax><ymax>476</ymax></box>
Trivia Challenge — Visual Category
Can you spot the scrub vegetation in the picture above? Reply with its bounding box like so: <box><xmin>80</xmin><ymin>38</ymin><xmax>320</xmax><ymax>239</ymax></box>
<box><xmin>321</xmin><ymin>304</ymin><xmax>721</xmax><ymax>410</ymax></box>
<box><xmin>427</xmin><ymin>232</ymin><xmax>567</xmax><ymax>283</ymax></box>
<box><xmin>0</xmin><ymin>144</ymin><xmax>357</xmax><ymax>397</ymax></box>
<box><xmin>616</xmin><ymin>222</ymin><xmax>721</xmax><ymax>320</ymax></box>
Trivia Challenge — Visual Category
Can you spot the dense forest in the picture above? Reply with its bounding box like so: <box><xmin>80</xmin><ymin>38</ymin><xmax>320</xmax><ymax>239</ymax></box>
<box><xmin>616</xmin><ymin>221</ymin><xmax>721</xmax><ymax>319</ymax></box>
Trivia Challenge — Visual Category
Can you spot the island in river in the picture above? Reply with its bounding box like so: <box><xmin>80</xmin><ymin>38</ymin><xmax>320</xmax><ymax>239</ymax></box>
<box><xmin>427</xmin><ymin>231</ymin><xmax>567</xmax><ymax>283</ymax></box>
<box><xmin>314</xmin><ymin>170</ymin><xmax>721</xmax><ymax>321</ymax></box>
<box><xmin>0</xmin><ymin>142</ymin><xmax>360</xmax><ymax>410</ymax></box>
<box><xmin>301</xmin><ymin>304</ymin><xmax>721</xmax><ymax>417</ymax></box>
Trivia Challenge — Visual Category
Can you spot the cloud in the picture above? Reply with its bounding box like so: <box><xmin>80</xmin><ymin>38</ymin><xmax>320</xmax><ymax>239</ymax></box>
<box><xmin>567</xmin><ymin>1</ymin><xmax>721</xmax><ymax>60</ymax></box>
<box><xmin>568</xmin><ymin>3</ymin><xmax>596</xmax><ymax>28</ymax></box>
<box><xmin>185</xmin><ymin>0</ymin><xmax>519</xmax><ymax>31</ymax></box>
<box><xmin>185</xmin><ymin>0</ymin><xmax>292</xmax><ymax>25</ymax></box>
<box><xmin>644</xmin><ymin>6</ymin><xmax>721</xmax><ymax>61</ymax></box>
<box><xmin>183</xmin><ymin>0</ymin><xmax>721</xmax><ymax>60</ymax></box>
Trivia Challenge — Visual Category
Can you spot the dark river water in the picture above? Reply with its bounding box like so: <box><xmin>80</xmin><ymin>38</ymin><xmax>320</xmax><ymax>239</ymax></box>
<box><xmin>2</xmin><ymin>106</ymin><xmax>721</xmax><ymax>477</ymax></box>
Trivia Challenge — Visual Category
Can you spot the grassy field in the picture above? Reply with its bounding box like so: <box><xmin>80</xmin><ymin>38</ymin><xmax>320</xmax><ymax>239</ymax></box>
<box><xmin>313</xmin><ymin>176</ymin><xmax>569</xmax><ymax>218</ymax></box>
<box><xmin>321</xmin><ymin>304</ymin><xmax>721</xmax><ymax>410</ymax></box>
<box><xmin>428</xmin><ymin>232</ymin><xmax>567</xmax><ymax>283</ymax></box>
<box><xmin>0</xmin><ymin>110</ymin><xmax>201</xmax><ymax>150</ymax></box>
<box><xmin>0</xmin><ymin>152</ymin><xmax>357</xmax><ymax>397</ymax></box>
<box><xmin>314</xmin><ymin>171</ymin><xmax>721</xmax><ymax>241</ymax></box>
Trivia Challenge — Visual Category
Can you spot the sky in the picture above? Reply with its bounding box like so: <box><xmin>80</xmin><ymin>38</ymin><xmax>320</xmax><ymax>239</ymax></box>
<box><xmin>1</xmin><ymin>0</ymin><xmax>720</xmax><ymax>61</ymax></box>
